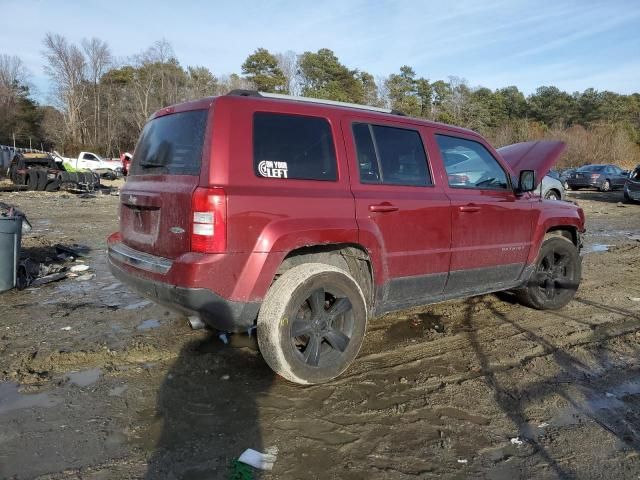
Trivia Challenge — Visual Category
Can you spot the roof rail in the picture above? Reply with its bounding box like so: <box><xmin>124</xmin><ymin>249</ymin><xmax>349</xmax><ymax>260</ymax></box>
<box><xmin>226</xmin><ymin>90</ymin><xmax>406</xmax><ymax>116</ymax></box>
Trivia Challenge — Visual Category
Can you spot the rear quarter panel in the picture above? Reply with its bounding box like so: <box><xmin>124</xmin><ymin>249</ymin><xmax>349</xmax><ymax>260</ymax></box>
<box><xmin>209</xmin><ymin>97</ymin><xmax>360</xmax><ymax>298</ymax></box>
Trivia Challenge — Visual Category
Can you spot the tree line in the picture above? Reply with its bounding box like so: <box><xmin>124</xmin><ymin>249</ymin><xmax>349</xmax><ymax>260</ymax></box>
<box><xmin>1</xmin><ymin>34</ymin><xmax>639</xmax><ymax>168</ymax></box>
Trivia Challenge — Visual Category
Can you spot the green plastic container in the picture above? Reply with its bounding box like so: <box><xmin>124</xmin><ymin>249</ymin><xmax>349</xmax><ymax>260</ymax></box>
<box><xmin>0</xmin><ymin>215</ymin><xmax>24</xmax><ymax>292</ymax></box>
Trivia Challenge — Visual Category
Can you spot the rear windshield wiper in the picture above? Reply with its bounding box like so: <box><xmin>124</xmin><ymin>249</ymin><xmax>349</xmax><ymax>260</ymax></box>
<box><xmin>139</xmin><ymin>160</ymin><xmax>167</xmax><ymax>169</ymax></box>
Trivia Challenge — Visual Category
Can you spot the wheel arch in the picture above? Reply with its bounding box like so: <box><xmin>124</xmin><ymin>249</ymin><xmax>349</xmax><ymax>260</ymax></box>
<box><xmin>275</xmin><ymin>243</ymin><xmax>375</xmax><ymax>309</ymax></box>
<box><xmin>545</xmin><ymin>226</ymin><xmax>578</xmax><ymax>246</ymax></box>
<box><xmin>545</xmin><ymin>188</ymin><xmax>561</xmax><ymax>199</ymax></box>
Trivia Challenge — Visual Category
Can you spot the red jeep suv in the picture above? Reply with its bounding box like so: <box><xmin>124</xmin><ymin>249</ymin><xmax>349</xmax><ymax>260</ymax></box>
<box><xmin>108</xmin><ymin>91</ymin><xmax>585</xmax><ymax>384</ymax></box>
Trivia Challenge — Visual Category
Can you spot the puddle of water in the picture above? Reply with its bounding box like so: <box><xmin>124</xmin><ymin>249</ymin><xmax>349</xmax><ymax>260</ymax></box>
<box><xmin>66</xmin><ymin>368</ymin><xmax>102</xmax><ymax>387</ymax></box>
<box><xmin>108</xmin><ymin>385</ymin><xmax>128</xmax><ymax>397</ymax></box>
<box><xmin>137</xmin><ymin>319</ymin><xmax>161</xmax><ymax>331</ymax></box>
<box><xmin>0</xmin><ymin>382</ymin><xmax>60</xmax><ymax>415</ymax></box>
<box><xmin>581</xmin><ymin>244</ymin><xmax>612</xmax><ymax>255</ymax></box>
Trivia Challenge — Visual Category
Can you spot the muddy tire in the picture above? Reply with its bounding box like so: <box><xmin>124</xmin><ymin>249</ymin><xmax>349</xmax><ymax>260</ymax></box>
<box><xmin>516</xmin><ymin>236</ymin><xmax>581</xmax><ymax>310</ymax></box>
<box><xmin>257</xmin><ymin>263</ymin><xmax>367</xmax><ymax>385</ymax></box>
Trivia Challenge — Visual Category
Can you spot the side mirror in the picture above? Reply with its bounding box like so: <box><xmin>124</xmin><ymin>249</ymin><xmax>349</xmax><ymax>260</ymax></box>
<box><xmin>516</xmin><ymin>170</ymin><xmax>536</xmax><ymax>193</ymax></box>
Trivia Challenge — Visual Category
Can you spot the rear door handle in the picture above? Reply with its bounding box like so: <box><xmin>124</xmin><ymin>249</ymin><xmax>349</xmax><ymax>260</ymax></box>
<box><xmin>459</xmin><ymin>204</ymin><xmax>481</xmax><ymax>213</ymax></box>
<box><xmin>369</xmin><ymin>203</ymin><xmax>399</xmax><ymax>213</ymax></box>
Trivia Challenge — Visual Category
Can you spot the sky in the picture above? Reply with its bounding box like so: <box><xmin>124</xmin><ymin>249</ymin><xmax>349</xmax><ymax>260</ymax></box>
<box><xmin>2</xmin><ymin>0</ymin><xmax>639</xmax><ymax>103</ymax></box>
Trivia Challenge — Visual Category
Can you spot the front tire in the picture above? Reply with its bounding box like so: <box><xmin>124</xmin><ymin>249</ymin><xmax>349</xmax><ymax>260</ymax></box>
<box><xmin>545</xmin><ymin>190</ymin><xmax>560</xmax><ymax>200</ymax></box>
<box><xmin>258</xmin><ymin>263</ymin><xmax>367</xmax><ymax>385</ymax></box>
<box><xmin>516</xmin><ymin>236</ymin><xmax>581</xmax><ymax>310</ymax></box>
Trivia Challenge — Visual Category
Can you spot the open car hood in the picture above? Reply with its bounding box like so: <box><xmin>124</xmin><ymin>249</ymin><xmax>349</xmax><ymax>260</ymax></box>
<box><xmin>497</xmin><ymin>141</ymin><xmax>565</xmax><ymax>184</ymax></box>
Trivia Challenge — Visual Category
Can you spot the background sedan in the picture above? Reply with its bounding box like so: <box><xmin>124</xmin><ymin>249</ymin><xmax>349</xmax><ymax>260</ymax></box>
<box><xmin>566</xmin><ymin>164</ymin><xmax>628</xmax><ymax>191</ymax></box>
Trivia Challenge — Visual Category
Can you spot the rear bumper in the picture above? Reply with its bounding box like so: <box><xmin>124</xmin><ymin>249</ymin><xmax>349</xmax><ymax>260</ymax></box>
<box><xmin>567</xmin><ymin>179</ymin><xmax>600</xmax><ymax>188</ymax></box>
<box><xmin>107</xmin><ymin>243</ymin><xmax>260</xmax><ymax>332</ymax></box>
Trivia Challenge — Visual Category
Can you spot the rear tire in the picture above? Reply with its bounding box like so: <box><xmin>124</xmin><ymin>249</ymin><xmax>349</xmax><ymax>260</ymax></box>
<box><xmin>516</xmin><ymin>236</ymin><xmax>581</xmax><ymax>310</ymax></box>
<box><xmin>258</xmin><ymin>263</ymin><xmax>367</xmax><ymax>385</ymax></box>
<box><xmin>600</xmin><ymin>180</ymin><xmax>611</xmax><ymax>192</ymax></box>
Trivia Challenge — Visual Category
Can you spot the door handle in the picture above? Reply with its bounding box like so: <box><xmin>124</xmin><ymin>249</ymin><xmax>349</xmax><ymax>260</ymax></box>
<box><xmin>369</xmin><ymin>203</ymin><xmax>399</xmax><ymax>213</ymax></box>
<box><xmin>459</xmin><ymin>204</ymin><xmax>481</xmax><ymax>213</ymax></box>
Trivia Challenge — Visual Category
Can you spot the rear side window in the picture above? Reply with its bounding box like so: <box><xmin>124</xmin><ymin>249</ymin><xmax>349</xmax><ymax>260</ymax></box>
<box><xmin>353</xmin><ymin>123</ymin><xmax>431</xmax><ymax>186</ymax></box>
<box><xmin>253</xmin><ymin>113</ymin><xmax>337</xmax><ymax>181</ymax></box>
<box><xmin>435</xmin><ymin>135</ymin><xmax>508</xmax><ymax>190</ymax></box>
<box><xmin>131</xmin><ymin>109</ymin><xmax>208</xmax><ymax>176</ymax></box>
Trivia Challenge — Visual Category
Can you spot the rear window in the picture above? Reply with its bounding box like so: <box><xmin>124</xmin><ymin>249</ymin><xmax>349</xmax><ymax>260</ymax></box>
<box><xmin>253</xmin><ymin>112</ymin><xmax>337</xmax><ymax>181</ymax></box>
<box><xmin>130</xmin><ymin>109</ymin><xmax>208</xmax><ymax>176</ymax></box>
<box><xmin>577</xmin><ymin>165</ymin><xmax>605</xmax><ymax>173</ymax></box>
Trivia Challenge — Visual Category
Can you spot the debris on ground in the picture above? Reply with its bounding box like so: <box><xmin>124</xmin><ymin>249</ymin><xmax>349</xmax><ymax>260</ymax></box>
<box><xmin>55</xmin><ymin>243</ymin><xmax>90</xmax><ymax>258</ymax></box>
<box><xmin>237</xmin><ymin>447</ymin><xmax>278</xmax><ymax>471</ymax></box>
<box><xmin>229</xmin><ymin>459</ymin><xmax>254</xmax><ymax>480</ymax></box>
<box><xmin>187</xmin><ymin>315</ymin><xmax>206</xmax><ymax>330</ymax></box>
<box><xmin>510</xmin><ymin>437</ymin><xmax>524</xmax><ymax>446</ymax></box>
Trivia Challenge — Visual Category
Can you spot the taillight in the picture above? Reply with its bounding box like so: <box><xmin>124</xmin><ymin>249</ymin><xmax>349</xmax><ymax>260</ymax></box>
<box><xmin>191</xmin><ymin>187</ymin><xmax>226</xmax><ymax>253</ymax></box>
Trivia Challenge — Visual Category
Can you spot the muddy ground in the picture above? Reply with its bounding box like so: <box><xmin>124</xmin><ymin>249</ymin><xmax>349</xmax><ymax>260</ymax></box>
<box><xmin>1</xmin><ymin>185</ymin><xmax>639</xmax><ymax>480</ymax></box>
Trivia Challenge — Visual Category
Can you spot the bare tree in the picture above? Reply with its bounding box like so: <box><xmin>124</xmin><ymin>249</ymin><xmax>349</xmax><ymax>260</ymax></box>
<box><xmin>82</xmin><ymin>37</ymin><xmax>112</xmax><ymax>146</ymax></box>
<box><xmin>43</xmin><ymin>33</ymin><xmax>87</xmax><ymax>147</ymax></box>
<box><xmin>0</xmin><ymin>55</ymin><xmax>28</xmax><ymax>94</ymax></box>
<box><xmin>275</xmin><ymin>50</ymin><xmax>299</xmax><ymax>95</ymax></box>
<box><xmin>0</xmin><ymin>55</ymin><xmax>30</xmax><ymax>145</ymax></box>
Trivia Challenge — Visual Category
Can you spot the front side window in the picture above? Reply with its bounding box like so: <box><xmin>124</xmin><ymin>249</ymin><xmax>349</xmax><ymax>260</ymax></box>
<box><xmin>83</xmin><ymin>153</ymin><xmax>97</xmax><ymax>161</ymax></box>
<box><xmin>353</xmin><ymin>123</ymin><xmax>431</xmax><ymax>186</ymax></box>
<box><xmin>435</xmin><ymin>135</ymin><xmax>509</xmax><ymax>190</ymax></box>
<box><xmin>253</xmin><ymin>113</ymin><xmax>337</xmax><ymax>181</ymax></box>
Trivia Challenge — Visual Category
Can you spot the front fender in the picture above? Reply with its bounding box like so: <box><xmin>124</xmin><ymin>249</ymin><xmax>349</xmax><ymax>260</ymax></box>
<box><xmin>528</xmin><ymin>202</ymin><xmax>585</xmax><ymax>264</ymax></box>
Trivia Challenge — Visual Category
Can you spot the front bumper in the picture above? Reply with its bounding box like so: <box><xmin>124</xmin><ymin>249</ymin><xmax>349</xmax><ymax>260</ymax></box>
<box><xmin>107</xmin><ymin>246</ymin><xmax>260</xmax><ymax>332</ymax></box>
<box><xmin>626</xmin><ymin>184</ymin><xmax>640</xmax><ymax>201</ymax></box>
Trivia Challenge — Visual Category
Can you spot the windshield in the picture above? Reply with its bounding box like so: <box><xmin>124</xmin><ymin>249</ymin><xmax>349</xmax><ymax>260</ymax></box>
<box><xmin>130</xmin><ymin>109</ymin><xmax>208</xmax><ymax>176</ymax></box>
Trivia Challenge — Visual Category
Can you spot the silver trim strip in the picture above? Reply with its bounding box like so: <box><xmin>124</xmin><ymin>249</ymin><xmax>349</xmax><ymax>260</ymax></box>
<box><xmin>108</xmin><ymin>242</ymin><xmax>172</xmax><ymax>274</ymax></box>
<box><xmin>259</xmin><ymin>92</ymin><xmax>394</xmax><ymax>114</ymax></box>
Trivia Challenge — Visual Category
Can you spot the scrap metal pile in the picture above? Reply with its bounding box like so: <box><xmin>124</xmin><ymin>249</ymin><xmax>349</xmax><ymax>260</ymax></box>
<box><xmin>6</xmin><ymin>152</ymin><xmax>101</xmax><ymax>193</ymax></box>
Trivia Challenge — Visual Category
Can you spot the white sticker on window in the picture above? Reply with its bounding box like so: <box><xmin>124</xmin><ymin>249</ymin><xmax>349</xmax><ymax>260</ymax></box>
<box><xmin>258</xmin><ymin>160</ymin><xmax>288</xmax><ymax>179</ymax></box>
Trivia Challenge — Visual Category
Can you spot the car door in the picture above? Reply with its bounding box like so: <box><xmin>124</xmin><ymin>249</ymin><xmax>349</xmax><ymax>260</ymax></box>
<box><xmin>432</xmin><ymin>132</ymin><xmax>534</xmax><ymax>295</ymax></box>
<box><xmin>341</xmin><ymin>117</ymin><xmax>451</xmax><ymax>312</ymax></box>
<box><xmin>78</xmin><ymin>153</ymin><xmax>98</xmax><ymax>170</ymax></box>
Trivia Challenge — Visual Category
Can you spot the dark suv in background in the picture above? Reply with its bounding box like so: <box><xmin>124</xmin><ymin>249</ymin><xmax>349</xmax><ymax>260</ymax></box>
<box><xmin>625</xmin><ymin>165</ymin><xmax>640</xmax><ymax>202</ymax></box>
<box><xmin>108</xmin><ymin>91</ymin><xmax>585</xmax><ymax>384</ymax></box>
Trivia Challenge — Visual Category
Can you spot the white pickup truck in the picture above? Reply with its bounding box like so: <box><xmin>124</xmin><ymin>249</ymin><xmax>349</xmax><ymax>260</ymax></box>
<box><xmin>53</xmin><ymin>151</ymin><xmax>123</xmax><ymax>177</ymax></box>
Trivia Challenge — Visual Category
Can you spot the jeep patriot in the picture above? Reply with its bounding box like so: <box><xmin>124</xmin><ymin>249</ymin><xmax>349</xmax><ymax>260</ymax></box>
<box><xmin>108</xmin><ymin>90</ymin><xmax>585</xmax><ymax>384</ymax></box>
